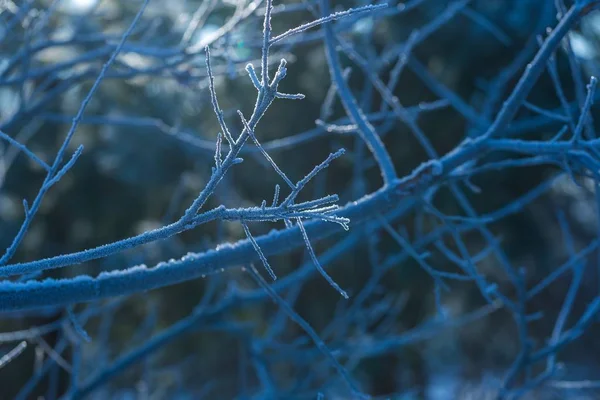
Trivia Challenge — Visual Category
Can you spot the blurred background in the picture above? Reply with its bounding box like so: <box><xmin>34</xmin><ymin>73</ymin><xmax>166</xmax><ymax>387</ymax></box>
<box><xmin>2</xmin><ymin>0</ymin><xmax>600</xmax><ymax>398</ymax></box>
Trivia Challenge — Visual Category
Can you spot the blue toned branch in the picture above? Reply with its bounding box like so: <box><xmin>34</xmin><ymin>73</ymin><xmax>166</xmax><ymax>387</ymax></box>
<box><xmin>4</xmin><ymin>1</ymin><xmax>600</xmax><ymax>398</ymax></box>
<box><xmin>319</xmin><ymin>0</ymin><xmax>397</xmax><ymax>186</ymax></box>
<box><xmin>0</xmin><ymin>0</ymin><xmax>151</xmax><ymax>266</ymax></box>
<box><xmin>481</xmin><ymin>3</ymin><xmax>583</xmax><ymax>140</ymax></box>
<box><xmin>0</xmin><ymin>341</ymin><xmax>27</xmax><ymax>369</ymax></box>
<box><xmin>0</xmin><ymin>130</ymin><xmax>50</xmax><ymax>171</ymax></box>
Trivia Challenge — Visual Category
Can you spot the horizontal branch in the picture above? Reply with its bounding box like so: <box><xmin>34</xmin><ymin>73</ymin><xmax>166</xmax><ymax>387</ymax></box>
<box><xmin>0</xmin><ymin>138</ymin><xmax>484</xmax><ymax>311</ymax></box>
